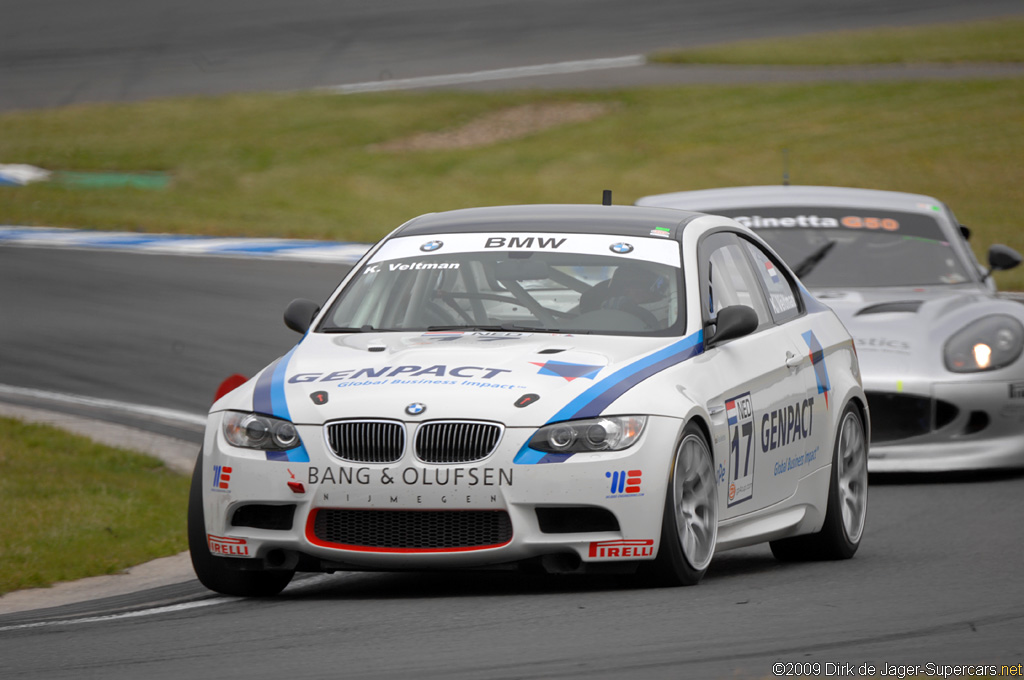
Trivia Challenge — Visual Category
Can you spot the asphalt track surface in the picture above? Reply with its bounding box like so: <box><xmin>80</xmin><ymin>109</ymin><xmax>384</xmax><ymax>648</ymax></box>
<box><xmin>3</xmin><ymin>2</ymin><xmax>1024</xmax><ymax>678</ymax></box>
<box><xmin>2</xmin><ymin>0</ymin><xmax>1023</xmax><ymax>112</ymax></box>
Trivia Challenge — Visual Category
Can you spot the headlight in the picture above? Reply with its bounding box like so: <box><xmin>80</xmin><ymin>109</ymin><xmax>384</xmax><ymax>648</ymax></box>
<box><xmin>528</xmin><ymin>416</ymin><xmax>647</xmax><ymax>454</ymax></box>
<box><xmin>222</xmin><ymin>411</ymin><xmax>302</xmax><ymax>450</ymax></box>
<box><xmin>944</xmin><ymin>315</ymin><xmax>1024</xmax><ymax>373</ymax></box>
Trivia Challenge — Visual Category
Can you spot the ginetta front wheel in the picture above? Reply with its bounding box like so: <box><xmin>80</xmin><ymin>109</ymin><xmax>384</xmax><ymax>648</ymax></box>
<box><xmin>650</xmin><ymin>423</ymin><xmax>719</xmax><ymax>586</ymax></box>
<box><xmin>188</xmin><ymin>453</ymin><xmax>294</xmax><ymax>597</ymax></box>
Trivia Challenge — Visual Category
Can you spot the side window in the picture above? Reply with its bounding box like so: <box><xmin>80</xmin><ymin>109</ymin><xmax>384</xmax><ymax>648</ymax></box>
<box><xmin>742</xmin><ymin>240</ymin><xmax>802</xmax><ymax>324</ymax></box>
<box><xmin>705</xmin><ymin>235</ymin><xmax>773</xmax><ymax>329</ymax></box>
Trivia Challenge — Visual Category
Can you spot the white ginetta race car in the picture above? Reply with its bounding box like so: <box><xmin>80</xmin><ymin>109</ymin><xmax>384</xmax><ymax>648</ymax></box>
<box><xmin>189</xmin><ymin>204</ymin><xmax>868</xmax><ymax>597</ymax></box>
<box><xmin>638</xmin><ymin>186</ymin><xmax>1024</xmax><ymax>473</ymax></box>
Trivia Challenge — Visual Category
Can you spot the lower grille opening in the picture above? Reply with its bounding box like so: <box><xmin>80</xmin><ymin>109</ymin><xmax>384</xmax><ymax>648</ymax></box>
<box><xmin>231</xmin><ymin>504</ymin><xmax>296</xmax><ymax>531</ymax></box>
<box><xmin>963</xmin><ymin>411</ymin><xmax>990</xmax><ymax>436</ymax></box>
<box><xmin>536</xmin><ymin>506</ymin><xmax>620</xmax><ymax>534</ymax></box>
<box><xmin>310</xmin><ymin>509</ymin><xmax>512</xmax><ymax>551</ymax></box>
<box><xmin>865</xmin><ymin>392</ymin><xmax>960</xmax><ymax>443</ymax></box>
<box><xmin>935</xmin><ymin>400</ymin><xmax>959</xmax><ymax>430</ymax></box>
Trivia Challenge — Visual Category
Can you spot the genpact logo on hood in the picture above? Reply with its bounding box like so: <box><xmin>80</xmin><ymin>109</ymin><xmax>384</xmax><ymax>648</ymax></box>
<box><xmin>288</xmin><ymin>365</ymin><xmax>513</xmax><ymax>383</ymax></box>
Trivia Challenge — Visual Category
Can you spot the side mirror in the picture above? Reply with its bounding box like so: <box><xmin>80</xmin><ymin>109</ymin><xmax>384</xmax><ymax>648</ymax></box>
<box><xmin>284</xmin><ymin>298</ymin><xmax>320</xmax><ymax>334</ymax></box>
<box><xmin>959</xmin><ymin>224</ymin><xmax>971</xmax><ymax>240</ymax></box>
<box><xmin>988</xmin><ymin>244</ymin><xmax>1022</xmax><ymax>273</ymax></box>
<box><xmin>706</xmin><ymin>305</ymin><xmax>759</xmax><ymax>346</ymax></box>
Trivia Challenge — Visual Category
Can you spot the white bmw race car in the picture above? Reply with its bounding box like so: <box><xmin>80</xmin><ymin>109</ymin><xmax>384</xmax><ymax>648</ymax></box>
<box><xmin>638</xmin><ymin>185</ymin><xmax>1024</xmax><ymax>473</ymax></box>
<box><xmin>189</xmin><ymin>204</ymin><xmax>868</xmax><ymax>596</ymax></box>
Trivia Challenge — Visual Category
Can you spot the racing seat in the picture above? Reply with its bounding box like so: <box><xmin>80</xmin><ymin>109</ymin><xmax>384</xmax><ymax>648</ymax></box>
<box><xmin>579</xmin><ymin>265</ymin><xmax>665</xmax><ymax>329</ymax></box>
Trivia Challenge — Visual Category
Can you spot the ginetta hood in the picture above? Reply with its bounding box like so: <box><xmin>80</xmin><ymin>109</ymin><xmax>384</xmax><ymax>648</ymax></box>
<box><xmin>812</xmin><ymin>286</ymin><xmax>997</xmax><ymax>379</ymax></box>
<box><xmin>214</xmin><ymin>331</ymin><xmax>698</xmax><ymax>426</ymax></box>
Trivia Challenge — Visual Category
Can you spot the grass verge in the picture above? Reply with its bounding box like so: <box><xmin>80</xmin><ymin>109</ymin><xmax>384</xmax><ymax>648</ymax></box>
<box><xmin>2</xmin><ymin>78</ymin><xmax>1022</xmax><ymax>288</ymax></box>
<box><xmin>0</xmin><ymin>417</ymin><xmax>189</xmax><ymax>596</ymax></box>
<box><xmin>650</xmin><ymin>15</ymin><xmax>1024</xmax><ymax>65</ymax></box>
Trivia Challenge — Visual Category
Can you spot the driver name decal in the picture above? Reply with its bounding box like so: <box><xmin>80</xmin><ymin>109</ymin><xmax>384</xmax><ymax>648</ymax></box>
<box><xmin>362</xmin><ymin>261</ymin><xmax>460</xmax><ymax>274</ymax></box>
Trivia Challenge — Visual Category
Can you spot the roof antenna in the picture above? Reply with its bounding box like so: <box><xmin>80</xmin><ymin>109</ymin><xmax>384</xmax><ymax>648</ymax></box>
<box><xmin>782</xmin><ymin>148</ymin><xmax>790</xmax><ymax>186</ymax></box>
<box><xmin>602</xmin><ymin>189</ymin><xmax>612</xmax><ymax>206</ymax></box>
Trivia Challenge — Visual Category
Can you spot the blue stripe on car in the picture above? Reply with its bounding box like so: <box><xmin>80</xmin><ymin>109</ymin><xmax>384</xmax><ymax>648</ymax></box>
<box><xmin>252</xmin><ymin>346</ymin><xmax>310</xmax><ymax>463</ymax></box>
<box><xmin>514</xmin><ymin>330</ymin><xmax>704</xmax><ymax>464</ymax></box>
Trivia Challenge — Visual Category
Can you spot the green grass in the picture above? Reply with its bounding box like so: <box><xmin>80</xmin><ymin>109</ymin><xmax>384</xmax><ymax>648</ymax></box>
<box><xmin>650</xmin><ymin>15</ymin><xmax>1024</xmax><ymax>65</ymax></box>
<box><xmin>0</xmin><ymin>418</ymin><xmax>189</xmax><ymax>595</ymax></box>
<box><xmin>2</xmin><ymin>78</ymin><xmax>1023</xmax><ymax>288</ymax></box>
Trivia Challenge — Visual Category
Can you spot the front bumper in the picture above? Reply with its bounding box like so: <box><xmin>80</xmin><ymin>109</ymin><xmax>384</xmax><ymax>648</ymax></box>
<box><xmin>866</xmin><ymin>380</ymin><xmax>1024</xmax><ymax>472</ymax></box>
<box><xmin>199</xmin><ymin>413</ymin><xmax>684</xmax><ymax>571</ymax></box>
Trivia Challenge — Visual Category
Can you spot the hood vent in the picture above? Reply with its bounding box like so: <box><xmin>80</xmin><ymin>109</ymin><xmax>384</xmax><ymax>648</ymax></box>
<box><xmin>855</xmin><ymin>301</ymin><xmax>923</xmax><ymax>316</ymax></box>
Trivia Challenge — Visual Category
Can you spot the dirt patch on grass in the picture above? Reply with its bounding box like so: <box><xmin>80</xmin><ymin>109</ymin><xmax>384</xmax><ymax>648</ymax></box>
<box><xmin>371</xmin><ymin>102</ymin><xmax>615</xmax><ymax>152</ymax></box>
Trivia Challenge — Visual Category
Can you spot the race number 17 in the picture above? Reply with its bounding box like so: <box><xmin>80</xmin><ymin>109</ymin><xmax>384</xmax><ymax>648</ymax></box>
<box><xmin>726</xmin><ymin>393</ymin><xmax>755</xmax><ymax>507</ymax></box>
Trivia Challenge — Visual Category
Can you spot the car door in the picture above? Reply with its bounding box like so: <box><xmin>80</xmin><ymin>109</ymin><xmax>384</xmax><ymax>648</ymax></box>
<box><xmin>697</xmin><ymin>231</ymin><xmax>815</xmax><ymax>519</ymax></box>
<box><xmin>739</xmin><ymin>236</ymin><xmax>831</xmax><ymax>493</ymax></box>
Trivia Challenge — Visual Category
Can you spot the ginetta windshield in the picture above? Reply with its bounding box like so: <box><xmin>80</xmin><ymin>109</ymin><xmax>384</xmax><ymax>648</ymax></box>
<box><xmin>718</xmin><ymin>207</ymin><xmax>973</xmax><ymax>288</ymax></box>
<box><xmin>320</xmin><ymin>231</ymin><xmax>683</xmax><ymax>336</ymax></box>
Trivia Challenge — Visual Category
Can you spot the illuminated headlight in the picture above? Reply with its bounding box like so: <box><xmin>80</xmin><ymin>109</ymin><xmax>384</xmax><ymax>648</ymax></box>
<box><xmin>528</xmin><ymin>416</ymin><xmax>647</xmax><ymax>454</ymax></box>
<box><xmin>223</xmin><ymin>411</ymin><xmax>302</xmax><ymax>450</ymax></box>
<box><xmin>944</xmin><ymin>315</ymin><xmax>1024</xmax><ymax>373</ymax></box>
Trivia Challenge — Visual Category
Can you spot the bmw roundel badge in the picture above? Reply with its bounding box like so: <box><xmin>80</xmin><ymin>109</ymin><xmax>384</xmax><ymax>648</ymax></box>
<box><xmin>420</xmin><ymin>240</ymin><xmax>443</xmax><ymax>252</ymax></box>
<box><xmin>610</xmin><ymin>242</ymin><xmax>634</xmax><ymax>254</ymax></box>
<box><xmin>405</xmin><ymin>402</ymin><xmax>427</xmax><ymax>416</ymax></box>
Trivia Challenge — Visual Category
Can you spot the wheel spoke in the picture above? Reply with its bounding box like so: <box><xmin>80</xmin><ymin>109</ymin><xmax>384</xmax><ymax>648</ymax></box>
<box><xmin>672</xmin><ymin>434</ymin><xmax>718</xmax><ymax>571</ymax></box>
<box><xmin>836</xmin><ymin>411</ymin><xmax>867</xmax><ymax>543</ymax></box>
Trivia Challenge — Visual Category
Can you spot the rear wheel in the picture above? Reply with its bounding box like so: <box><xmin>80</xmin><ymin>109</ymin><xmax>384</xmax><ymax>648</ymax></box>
<box><xmin>770</xmin><ymin>403</ymin><xmax>868</xmax><ymax>561</ymax></box>
<box><xmin>188</xmin><ymin>453</ymin><xmax>294</xmax><ymax>596</ymax></box>
<box><xmin>650</xmin><ymin>423</ymin><xmax>719</xmax><ymax>586</ymax></box>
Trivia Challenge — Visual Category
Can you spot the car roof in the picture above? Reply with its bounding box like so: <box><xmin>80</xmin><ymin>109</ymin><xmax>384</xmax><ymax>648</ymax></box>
<box><xmin>392</xmin><ymin>204</ymin><xmax>708</xmax><ymax>241</ymax></box>
<box><xmin>637</xmin><ymin>185</ymin><xmax>947</xmax><ymax>213</ymax></box>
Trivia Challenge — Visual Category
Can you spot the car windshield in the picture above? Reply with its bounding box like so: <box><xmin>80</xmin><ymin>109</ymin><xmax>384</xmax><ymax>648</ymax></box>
<box><xmin>320</xmin><ymin>231</ymin><xmax>683</xmax><ymax>336</ymax></box>
<box><xmin>716</xmin><ymin>206</ymin><xmax>973</xmax><ymax>288</ymax></box>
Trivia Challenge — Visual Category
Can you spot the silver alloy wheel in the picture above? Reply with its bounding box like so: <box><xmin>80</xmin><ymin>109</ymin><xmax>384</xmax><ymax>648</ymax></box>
<box><xmin>672</xmin><ymin>433</ymin><xmax>718</xmax><ymax>570</ymax></box>
<box><xmin>837</xmin><ymin>410</ymin><xmax>868</xmax><ymax>544</ymax></box>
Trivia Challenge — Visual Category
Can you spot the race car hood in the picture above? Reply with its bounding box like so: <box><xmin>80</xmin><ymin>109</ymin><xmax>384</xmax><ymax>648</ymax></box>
<box><xmin>215</xmin><ymin>331</ymin><xmax>699</xmax><ymax>427</ymax></box>
<box><xmin>812</xmin><ymin>285</ymin><xmax>1004</xmax><ymax>384</ymax></box>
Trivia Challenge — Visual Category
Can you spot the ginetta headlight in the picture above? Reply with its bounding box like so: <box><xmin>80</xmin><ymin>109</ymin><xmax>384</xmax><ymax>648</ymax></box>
<box><xmin>222</xmin><ymin>411</ymin><xmax>302</xmax><ymax>450</ymax></box>
<box><xmin>944</xmin><ymin>315</ymin><xmax>1024</xmax><ymax>373</ymax></box>
<box><xmin>528</xmin><ymin>416</ymin><xmax>647</xmax><ymax>454</ymax></box>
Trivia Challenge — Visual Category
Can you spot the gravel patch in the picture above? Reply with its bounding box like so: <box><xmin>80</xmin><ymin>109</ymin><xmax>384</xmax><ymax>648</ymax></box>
<box><xmin>371</xmin><ymin>101</ymin><xmax>615</xmax><ymax>151</ymax></box>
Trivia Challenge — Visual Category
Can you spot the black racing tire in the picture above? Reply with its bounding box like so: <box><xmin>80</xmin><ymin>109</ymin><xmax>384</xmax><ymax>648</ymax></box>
<box><xmin>188</xmin><ymin>452</ymin><xmax>294</xmax><ymax>597</ymax></box>
<box><xmin>649</xmin><ymin>422</ymin><xmax>719</xmax><ymax>586</ymax></box>
<box><xmin>770</xmin><ymin>402</ymin><xmax>868</xmax><ymax>562</ymax></box>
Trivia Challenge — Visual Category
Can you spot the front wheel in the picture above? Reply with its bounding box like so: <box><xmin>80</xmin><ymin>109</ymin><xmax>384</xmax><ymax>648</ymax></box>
<box><xmin>650</xmin><ymin>423</ymin><xmax>719</xmax><ymax>586</ymax></box>
<box><xmin>188</xmin><ymin>453</ymin><xmax>294</xmax><ymax>596</ymax></box>
<box><xmin>770</xmin><ymin>403</ymin><xmax>868</xmax><ymax>561</ymax></box>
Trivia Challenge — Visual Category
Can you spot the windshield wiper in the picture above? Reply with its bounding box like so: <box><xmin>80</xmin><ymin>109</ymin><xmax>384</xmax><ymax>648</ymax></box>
<box><xmin>793</xmin><ymin>241</ymin><xmax>837</xmax><ymax>278</ymax></box>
